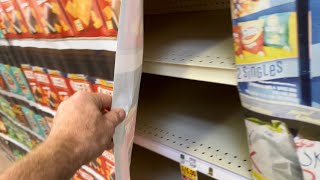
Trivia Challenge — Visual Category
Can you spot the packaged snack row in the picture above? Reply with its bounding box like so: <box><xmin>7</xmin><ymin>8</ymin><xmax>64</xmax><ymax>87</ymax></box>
<box><xmin>0</xmin><ymin>0</ymin><xmax>120</xmax><ymax>39</ymax></box>
<box><xmin>231</xmin><ymin>0</ymin><xmax>320</xmax><ymax>111</ymax></box>
<box><xmin>0</xmin><ymin>46</ymin><xmax>114</xmax><ymax>110</ymax></box>
<box><xmin>0</xmin><ymin>136</ymin><xmax>27</xmax><ymax>160</ymax></box>
<box><xmin>0</xmin><ymin>94</ymin><xmax>49</xmax><ymax>139</ymax></box>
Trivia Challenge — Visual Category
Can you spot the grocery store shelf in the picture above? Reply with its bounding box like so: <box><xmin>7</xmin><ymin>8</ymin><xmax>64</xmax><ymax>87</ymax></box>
<box><xmin>0</xmin><ymin>133</ymin><xmax>30</xmax><ymax>152</ymax></box>
<box><xmin>240</xmin><ymin>94</ymin><xmax>320</xmax><ymax>126</ymax></box>
<box><xmin>143</xmin><ymin>10</ymin><xmax>236</xmax><ymax>85</ymax></box>
<box><xmin>0</xmin><ymin>110</ymin><xmax>45</xmax><ymax>141</ymax></box>
<box><xmin>134</xmin><ymin>75</ymin><xmax>251</xmax><ymax>180</ymax></box>
<box><xmin>0</xmin><ymin>90</ymin><xmax>56</xmax><ymax>116</ymax></box>
<box><xmin>0</xmin><ymin>38</ymin><xmax>117</xmax><ymax>51</ymax></box>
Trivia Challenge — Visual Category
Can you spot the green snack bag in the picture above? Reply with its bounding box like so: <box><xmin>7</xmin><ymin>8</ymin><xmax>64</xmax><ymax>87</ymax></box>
<box><xmin>259</xmin><ymin>12</ymin><xmax>291</xmax><ymax>50</ymax></box>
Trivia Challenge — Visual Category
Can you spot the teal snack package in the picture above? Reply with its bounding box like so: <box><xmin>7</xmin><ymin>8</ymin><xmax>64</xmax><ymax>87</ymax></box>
<box><xmin>21</xmin><ymin>106</ymin><xmax>45</xmax><ymax>138</ymax></box>
<box><xmin>34</xmin><ymin>114</ymin><xmax>49</xmax><ymax>137</ymax></box>
<box><xmin>259</xmin><ymin>12</ymin><xmax>291</xmax><ymax>50</ymax></box>
<box><xmin>0</xmin><ymin>63</ymin><xmax>21</xmax><ymax>95</ymax></box>
<box><xmin>10</xmin><ymin>66</ymin><xmax>34</xmax><ymax>101</ymax></box>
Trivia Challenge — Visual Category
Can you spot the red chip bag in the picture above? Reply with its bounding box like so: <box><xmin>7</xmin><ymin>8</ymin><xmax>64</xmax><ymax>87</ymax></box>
<box><xmin>96</xmin><ymin>0</ymin><xmax>119</xmax><ymax>37</ymax></box>
<box><xmin>30</xmin><ymin>0</ymin><xmax>74</xmax><ymax>38</ymax></box>
<box><xmin>239</xmin><ymin>19</ymin><xmax>265</xmax><ymax>56</ymax></box>
<box><xmin>0</xmin><ymin>0</ymin><xmax>32</xmax><ymax>38</ymax></box>
<box><xmin>16</xmin><ymin>0</ymin><xmax>46</xmax><ymax>38</ymax></box>
<box><xmin>0</xmin><ymin>2</ymin><xmax>16</xmax><ymax>38</ymax></box>
<box><xmin>60</xmin><ymin>0</ymin><xmax>110</xmax><ymax>37</ymax></box>
<box><xmin>73</xmin><ymin>168</ymin><xmax>95</xmax><ymax>180</ymax></box>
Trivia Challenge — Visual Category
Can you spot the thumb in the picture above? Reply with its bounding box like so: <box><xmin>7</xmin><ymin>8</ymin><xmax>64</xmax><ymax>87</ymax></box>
<box><xmin>103</xmin><ymin>108</ymin><xmax>126</xmax><ymax>129</ymax></box>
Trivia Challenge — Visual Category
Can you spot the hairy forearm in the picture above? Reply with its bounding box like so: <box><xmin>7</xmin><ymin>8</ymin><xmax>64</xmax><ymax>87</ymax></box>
<box><xmin>0</xmin><ymin>137</ymin><xmax>84</xmax><ymax>180</ymax></box>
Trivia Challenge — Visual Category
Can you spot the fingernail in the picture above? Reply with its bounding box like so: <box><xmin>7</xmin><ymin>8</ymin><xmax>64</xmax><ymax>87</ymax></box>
<box><xmin>117</xmin><ymin>109</ymin><xmax>126</xmax><ymax>120</ymax></box>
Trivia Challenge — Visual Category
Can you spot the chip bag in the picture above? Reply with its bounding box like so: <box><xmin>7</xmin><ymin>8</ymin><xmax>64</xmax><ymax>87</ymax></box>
<box><xmin>259</xmin><ymin>12</ymin><xmax>291</xmax><ymax>51</ymax></box>
<box><xmin>0</xmin><ymin>4</ymin><xmax>15</xmax><ymax>38</ymax></box>
<box><xmin>60</xmin><ymin>0</ymin><xmax>110</xmax><ymax>37</ymax></box>
<box><xmin>245</xmin><ymin>118</ymin><xmax>303</xmax><ymax>180</ymax></box>
<box><xmin>16</xmin><ymin>0</ymin><xmax>46</xmax><ymax>38</ymax></box>
<box><xmin>0</xmin><ymin>0</ymin><xmax>32</xmax><ymax>38</ymax></box>
<box><xmin>239</xmin><ymin>19</ymin><xmax>265</xmax><ymax>56</ymax></box>
<box><xmin>30</xmin><ymin>0</ymin><xmax>74</xmax><ymax>38</ymax></box>
<box><xmin>96</xmin><ymin>0</ymin><xmax>120</xmax><ymax>36</ymax></box>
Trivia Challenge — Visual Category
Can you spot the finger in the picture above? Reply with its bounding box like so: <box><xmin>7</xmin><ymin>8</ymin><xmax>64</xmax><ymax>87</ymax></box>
<box><xmin>89</xmin><ymin>93</ymin><xmax>113</xmax><ymax>110</ymax></box>
<box><xmin>103</xmin><ymin>108</ymin><xmax>126</xmax><ymax>128</ymax></box>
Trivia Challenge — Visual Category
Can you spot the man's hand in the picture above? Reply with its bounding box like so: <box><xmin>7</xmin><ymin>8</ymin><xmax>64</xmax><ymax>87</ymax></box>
<box><xmin>48</xmin><ymin>91</ymin><xmax>126</xmax><ymax>165</ymax></box>
<box><xmin>0</xmin><ymin>92</ymin><xmax>125</xmax><ymax>180</ymax></box>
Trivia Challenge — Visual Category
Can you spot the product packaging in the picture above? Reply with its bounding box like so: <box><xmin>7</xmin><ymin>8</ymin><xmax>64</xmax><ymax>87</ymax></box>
<box><xmin>21</xmin><ymin>105</ymin><xmax>46</xmax><ymax>137</ymax></box>
<box><xmin>16</xmin><ymin>0</ymin><xmax>46</xmax><ymax>38</ymax></box>
<box><xmin>231</xmin><ymin>0</ymin><xmax>308</xmax><ymax>106</ymax></box>
<box><xmin>31</xmin><ymin>48</ymin><xmax>60</xmax><ymax>109</ymax></box>
<box><xmin>30</xmin><ymin>0</ymin><xmax>74</xmax><ymax>38</ymax></box>
<box><xmin>63</xmin><ymin>50</ymin><xmax>94</xmax><ymax>93</ymax></box>
<box><xmin>0</xmin><ymin>95</ymin><xmax>16</xmax><ymax>120</ymax></box>
<box><xmin>89</xmin><ymin>150</ymin><xmax>115</xmax><ymax>179</ymax></box>
<box><xmin>0</xmin><ymin>57</ymin><xmax>22</xmax><ymax>95</ymax></box>
<box><xmin>310</xmin><ymin>0</ymin><xmax>320</xmax><ymax>108</ymax></box>
<box><xmin>60</xmin><ymin>0</ymin><xmax>110</xmax><ymax>37</ymax></box>
<box><xmin>96</xmin><ymin>0</ymin><xmax>120</xmax><ymax>36</ymax></box>
<box><xmin>0</xmin><ymin>0</ymin><xmax>32</xmax><ymax>38</ymax></box>
<box><xmin>90</xmin><ymin>50</ymin><xmax>115</xmax><ymax>96</ymax></box>
<box><xmin>73</xmin><ymin>168</ymin><xmax>95</xmax><ymax>180</ymax></box>
<box><xmin>245</xmin><ymin>118</ymin><xmax>303</xmax><ymax>180</ymax></box>
<box><xmin>20</xmin><ymin>48</ymin><xmax>45</xmax><ymax>105</ymax></box>
<box><xmin>0</xmin><ymin>47</ymin><xmax>8</xmax><ymax>90</ymax></box>
<box><xmin>46</xmin><ymin>49</ymin><xmax>73</xmax><ymax>103</ymax></box>
<box><xmin>0</xmin><ymin>4</ymin><xmax>15</xmax><ymax>38</ymax></box>
<box><xmin>9</xmin><ymin>47</ymin><xmax>35</xmax><ymax>101</ymax></box>
<box><xmin>11</xmin><ymin>99</ymin><xmax>30</xmax><ymax>128</ymax></box>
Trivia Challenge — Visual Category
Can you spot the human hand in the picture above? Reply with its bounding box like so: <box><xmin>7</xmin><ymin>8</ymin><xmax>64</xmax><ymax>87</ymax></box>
<box><xmin>47</xmin><ymin>92</ymin><xmax>125</xmax><ymax>165</ymax></box>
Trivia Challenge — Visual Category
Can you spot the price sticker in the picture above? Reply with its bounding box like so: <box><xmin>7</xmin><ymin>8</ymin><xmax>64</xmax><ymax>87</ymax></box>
<box><xmin>180</xmin><ymin>164</ymin><xmax>198</xmax><ymax>180</ymax></box>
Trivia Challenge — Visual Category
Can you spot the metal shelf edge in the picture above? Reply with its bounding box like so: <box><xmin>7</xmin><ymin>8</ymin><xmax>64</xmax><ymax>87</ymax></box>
<box><xmin>0</xmin><ymin>133</ymin><xmax>30</xmax><ymax>152</ymax></box>
<box><xmin>134</xmin><ymin>134</ymin><xmax>250</xmax><ymax>180</ymax></box>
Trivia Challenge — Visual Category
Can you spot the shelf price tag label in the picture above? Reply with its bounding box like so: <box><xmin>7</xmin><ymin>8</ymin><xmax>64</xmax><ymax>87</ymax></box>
<box><xmin>180</xmin><ymin>154</ymin><xmax>198</xmax><ymax>180</ymax></box>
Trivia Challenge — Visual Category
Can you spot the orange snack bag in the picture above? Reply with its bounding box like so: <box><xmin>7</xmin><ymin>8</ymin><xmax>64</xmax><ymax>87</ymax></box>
<box><xmin>0</xmin><ymin>0</ymin><xmax>31</xmax><ymax>38</ymax></box>
<box><xmin>60</xmin><ymin>0</ymin><xmax>110</xmax><ymax>37</ymax></box>
<box><xmin>16</xmin><ymin>0</ymin><xmax>46</xmax><ymax>38</ymax></box>
<box><xmin>96</xmin><ymin>0</ymin><xmax>120</xmax><ymax>37</ymax></box>
<box><xmin>30</xmin><ymin>0</ymin><xmax>74</xmax><ymax>38</ymax></box>
<box><xmin>0</xmin><ymin>0</ymin><xmax>32</xmax><ymax>38</ymax></box>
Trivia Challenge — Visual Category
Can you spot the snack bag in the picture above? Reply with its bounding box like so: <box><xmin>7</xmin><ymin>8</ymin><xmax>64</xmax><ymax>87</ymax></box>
<box><xmin>16</xmin><ymin>0</ymin><xmax>46</xmax><ymax>38</ymax></box>
<box><xmin>245</xmin><ymin>118</ymin><xmax>303</xmax><ymax>180</ymax></box>
<box><xmin>21</xmin><ymin>63</ymin><xmax>44</xmax><ymax>104</ymax></box>
<box><xmin>259</xmin><ymin>13</ymin><xmax>291</xmax><ymax>50</ymax></box>
<box><xmin>96</xmin><ymin>0</ymin><xmax>120</xmax><ymax>36</ymax></box>
<box><xmin>32</xmin><ymin>65</ymin><xmax>60</xmax><ymax>109</ymax></box>
<box><xmin>93</xmin><ymin>79</ymin><xmax>113</xmax><ymax>96</ymax></box>
<box><xmin>89</xmin><ymin>150</ymin><xmax>115</xmax><ymax>180</ymax></box>
<box><xmin>0</xmin><ymin>0</ymin><xmax>32</xmax><ymax>38</ymax></box>
<box><xmin>295</xmin><ymin>138</ymin><xmax>320</xmax><ymax>180</ymax></box>
<box><xmin>46</xmin><ymin>50</ymin><xmax>73</xmax><ymax>103</ymax></box>
<box><xmin>11</xmin><ymin>103</ymin><xmax>30</xmax><ymax>128</ymax></box>
<box><xmin>0</xmin><ymin>95</ymin><xmax>16</xmax><ymax>120</ymax></box>
<box><xmin>60</xmin><ymin>0</ymin><xmax>110</xmax><ymax>37</ymax></box>
<box><xmin>21</xmin><ymin>106</ymin><xmax>45</xmax><ymax>137</ymax></box>
<box><xmin>0</xmin><ymin>60</ymin><xmax>21</xmax><ymax>95</ymax></box>
<box><xmin>30</xmin><ymin>0</ymin><xmax>74</xmax><ymax>38</ymax></box>
<box><xmin>34</xmin><ymin>113</ymin><xmax>49</xmax><ymax>136</ymax></box>
<box><xmin>232</xmin><ymin>25</ymin><xmax>244</xmax><ymax>59</ymax></box>
<box><xmin>238</xmin><ymin>19</ymin><xmax>265</xmax><ymax>56</ymax></box>
<box><xmin>0</xmin><ymin>4</ymin><xmax>15</xmax><ymax>38</ymax></box>
<box><xmin>73</xmin><ymin>168</ymin><xmax>96</xmax><ymax>180</ymax></box>
<box><xmin>67</xmin><ymin>73</ymin><xmax>93</xmax><ymax>92</ymax></box>
<box><xmin>9</xmin><ymin>48</ymin><xmax>35</xmax><ymax>101</ymax></box>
